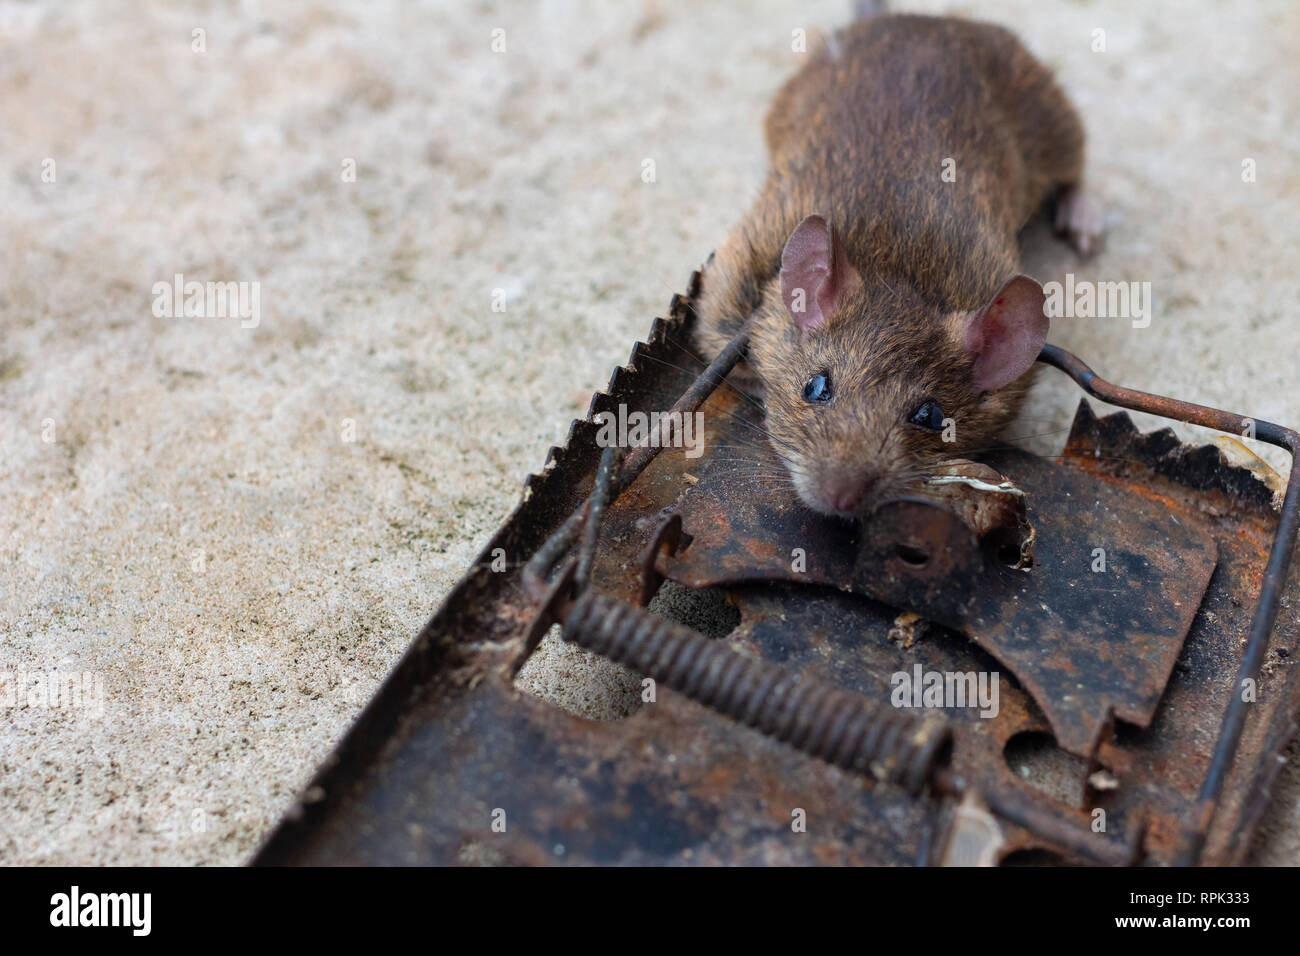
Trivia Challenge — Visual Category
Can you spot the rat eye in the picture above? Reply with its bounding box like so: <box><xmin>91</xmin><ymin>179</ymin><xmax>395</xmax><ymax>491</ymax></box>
<box><xmin>802</xmin><ymin>372</ymin><xmax>832</xmax><ymax>404</ymax></box>
<box><xmin>909</xmin><ymin>399</ymin><xmax>945</xmax><ymax>432</ymax></box>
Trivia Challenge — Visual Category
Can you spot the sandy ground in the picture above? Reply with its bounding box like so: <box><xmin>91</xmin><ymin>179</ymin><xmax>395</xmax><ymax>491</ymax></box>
<box><xmin>2</xmin><ymin>0</ymin><xmax>1298</xmax><ymax>864</ymax></box>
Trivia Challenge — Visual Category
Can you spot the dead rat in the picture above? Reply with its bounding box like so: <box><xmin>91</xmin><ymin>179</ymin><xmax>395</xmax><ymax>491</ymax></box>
<box><xmin>694</xmin><ymin>10</ymin><xmax>1101</xmax><ymax>518</ymax></box>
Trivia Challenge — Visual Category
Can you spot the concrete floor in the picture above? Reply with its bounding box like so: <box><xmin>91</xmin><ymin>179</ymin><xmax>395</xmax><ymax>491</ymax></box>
<box><xmin>2</xmin><ymin>0</ymin><xmax>1297</xmax><ymax>864</ymax></box>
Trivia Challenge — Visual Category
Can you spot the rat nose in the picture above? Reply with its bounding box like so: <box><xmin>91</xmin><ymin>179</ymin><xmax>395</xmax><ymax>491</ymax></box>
<box><xmin>827</xmin><ymin>481</ymin><xmax>865</xmax><ymax>514</ymax></box>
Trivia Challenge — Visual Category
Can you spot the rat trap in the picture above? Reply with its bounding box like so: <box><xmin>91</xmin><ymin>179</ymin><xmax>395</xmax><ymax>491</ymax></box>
<box><xmin>254</xmin><ymin>271</ymin><xmax>1300</xmax><ymax>867</ymax></box>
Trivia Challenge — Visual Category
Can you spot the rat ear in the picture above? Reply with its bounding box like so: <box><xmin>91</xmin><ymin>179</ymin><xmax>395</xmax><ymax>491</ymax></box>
<box><xmin>960</xmin><ymin>275</ymin><xmax>1049</xmax><ymax>392</ymax></box>
<box><xmin>780</xmin><ymin>214</ymin><xmax>861</xmax><ymax>333</ymax></box>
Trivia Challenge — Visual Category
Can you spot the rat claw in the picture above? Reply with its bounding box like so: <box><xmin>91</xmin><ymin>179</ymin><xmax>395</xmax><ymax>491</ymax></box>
<box><xmin>1054</xmin><ymin>186</ymin><xmax>1105</xmax><ymax>259</ymax></box>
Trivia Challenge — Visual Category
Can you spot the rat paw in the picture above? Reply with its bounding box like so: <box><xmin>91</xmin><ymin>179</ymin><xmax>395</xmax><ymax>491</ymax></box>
<box><xmin>1054</xmin><ymin>186</ymin><xmax>1105</xmax><ymax>258</ymax></box>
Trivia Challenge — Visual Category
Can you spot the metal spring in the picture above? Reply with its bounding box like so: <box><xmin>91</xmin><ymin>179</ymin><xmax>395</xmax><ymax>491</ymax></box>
<box><xmin>562</xmin><ymin>591</ymin><xmax>951</xmax><ymax>795</ymax></box>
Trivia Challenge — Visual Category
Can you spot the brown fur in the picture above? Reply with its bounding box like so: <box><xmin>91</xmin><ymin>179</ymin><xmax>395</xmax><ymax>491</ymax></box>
<box><xmin>694</xmin><ymin>13</ymin><xmax>1087</xmax><ymax>515</ymax></box>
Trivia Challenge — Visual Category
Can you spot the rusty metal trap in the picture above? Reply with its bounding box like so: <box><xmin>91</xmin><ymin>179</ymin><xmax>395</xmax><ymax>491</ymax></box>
<box><xmin>253</xmin><ymin>270</ymin><xmax>1300</xmax><ymax>867</ymax></box>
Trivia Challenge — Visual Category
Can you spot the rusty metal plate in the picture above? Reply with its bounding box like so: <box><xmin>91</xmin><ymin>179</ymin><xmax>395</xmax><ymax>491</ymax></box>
<box><xmin>656</xmin><ymin>390</ymin><xmax>1218</xmax><ymax>757</ymax></box>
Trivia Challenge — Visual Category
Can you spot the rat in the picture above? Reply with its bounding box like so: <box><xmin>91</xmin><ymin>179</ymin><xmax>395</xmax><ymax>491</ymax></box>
<box><xmin>694</xmin><ymin>9</ymin><xmax>1102</xmax><ymax>519</ymax></box>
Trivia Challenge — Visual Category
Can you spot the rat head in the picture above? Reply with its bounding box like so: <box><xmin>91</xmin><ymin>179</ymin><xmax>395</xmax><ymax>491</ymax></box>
<box><xmin>753</xmin><ymin>214</ymin><xmax>1049</xmax><ymax>518</ymax></box>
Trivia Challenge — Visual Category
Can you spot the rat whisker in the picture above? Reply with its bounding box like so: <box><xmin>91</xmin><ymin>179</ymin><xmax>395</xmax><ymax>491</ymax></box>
<box><xmin>657</xmin><ymin>333</ymin><xmax>767</xmax><ymax>413</ymax></box>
